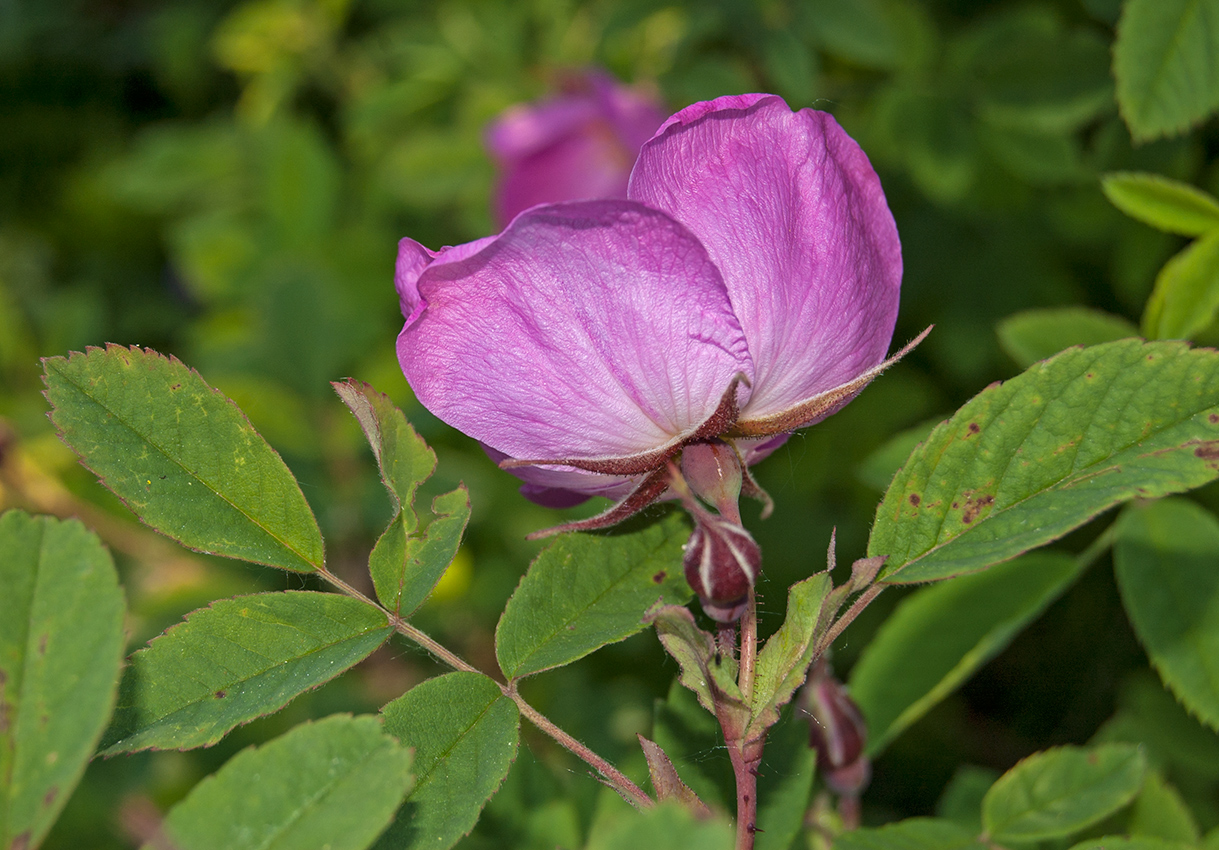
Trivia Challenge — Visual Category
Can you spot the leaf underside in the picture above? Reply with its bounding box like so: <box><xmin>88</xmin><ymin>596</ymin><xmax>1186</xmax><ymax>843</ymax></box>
<box><xmin>1114</xmin><ymin>498</ymin><xmax>1219</xmax><ymax>731</ymax></box>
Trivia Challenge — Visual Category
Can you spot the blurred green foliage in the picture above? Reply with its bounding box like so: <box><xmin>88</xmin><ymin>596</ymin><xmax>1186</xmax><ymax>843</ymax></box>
<box><xmin>2</xmin><ymin>0</ymin><xmax>1218</xmax><ymax>847</ymax></box>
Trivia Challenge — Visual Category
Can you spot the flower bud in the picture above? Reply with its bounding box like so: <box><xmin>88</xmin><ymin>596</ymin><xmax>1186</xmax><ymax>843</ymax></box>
<box><xmin>802</xmin><ymin>662</ymin><xmax>870</xmax><ymax>797</ymax></box>
<box><xmin>680</xmin><ymin>440</ymin><xmax>744</xmax><ymax>522</ymax></box>
<box><xmin>683</xmin><ymin>513</ymin><xmax>760</xmax><ymax>622</ymax></box>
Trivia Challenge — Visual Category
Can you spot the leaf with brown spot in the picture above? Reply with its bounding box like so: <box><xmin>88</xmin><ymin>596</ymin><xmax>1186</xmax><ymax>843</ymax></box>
<box><xmin>873</xmin><ymin>340</ymin><xmax>1219</xmax><ymax>583</ymax></box>
<box><xmin>101</xmin><ymin>591</ymin><xmax>391</xmax><ymax>753</ymax></box>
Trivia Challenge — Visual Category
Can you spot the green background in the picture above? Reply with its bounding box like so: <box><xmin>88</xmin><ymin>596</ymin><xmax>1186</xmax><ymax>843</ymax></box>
<box><xmin>2</xmin><ymin>0</ymin><xmax>1218</xmax><ymax>846</ymax></box>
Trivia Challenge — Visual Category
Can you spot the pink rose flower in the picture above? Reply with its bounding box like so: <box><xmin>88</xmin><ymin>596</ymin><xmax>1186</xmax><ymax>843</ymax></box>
<box><xmin>486</xmin><ymin>70</ymin><xmax>666</xmax><ymax>226</ymax></box>
<box><xmin>399</xmin><ymin>94</ymin><xmax>919</xmax><ymax>619</ymax></box>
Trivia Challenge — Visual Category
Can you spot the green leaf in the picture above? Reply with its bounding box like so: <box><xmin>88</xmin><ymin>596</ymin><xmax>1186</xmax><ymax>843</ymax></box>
<box><xmin>495</xmin><ymin>512</ymin><xmax>691</xmax><ymax>680</ymax></box>
<box><xmin>1128</xmin><ymin>769</ymin><xmax>1200</xmax><ymax>843</ymax></box>
<box><xmin>997</xmin><ymin>308</ymin><xmax>1139</xmax><ymax>370</ymax></box>
<box><xmin>936</xmin><ymin>766</ymin><xmax>1000</xmax><ymax>832</ymax></box>
<box><xmin>749</xmin><ymin>573</ymin><xmax>833</xmax><ymax>730</ymax></box>
<box><xmin>43</xmin><ymin>346</ymin><xmax>324</xmax><ymax>572</ymax></box>
<box><xmin>1114</xmin><ymin>497</ymin><xmax>1219</xmax><ymax>730</ymax></box>
<box><xmin>0</xmin><ymin>511</ymin><xmax>125</xmax><ymax>850</ymax></box>
<box><xmin>648</xmin><ymin>604</ymin><xmax>742</xmax><ymax>716</ymax></box>
<box><xmin>1113</xmin><ymin>0</ymin><xmax>1219</xmax><ymax>141</ymax></box>
<box><xmin>377</xmin><ymin>671</ymin><xmax>520</xmax><ymax>850</ymax></box>
<box><xmin>1102</xmin><ymin>172</ymin><xmax>1219</xmax><ymax>237</ymax></box>
<box><xmin>982</xmin><ymin>744</ymin><xmax>1146</xmax><ymax>841</ymax></box>
<box><xmin>333</xmin><ymin>380</ymin><xmax>435</xmax><ymax>516</ymax></box>
<box><xmin>834</xmin><ymin>818</ymin><xmax>986</xmax><ymax>850</ymax></box>
<box><xmin>368</xmin><ymin>489</ymin><xmax>470</xmax><ymax>617</ymax></box>
<box><xmin>102</xmin><ymin>591</ymin><xmax>391</xmax><ymax>753</ymax></box>
<box><xmin>1142</xmin><ymin>234</ymin><xmax>1219</xmax><ymax>340</ymax></box>
<box><xmin>980</xmin><ymin>124</ymin><xmax>1085</xmax><ymax>186</ymax></box>
<box><xmin>967</xmin><ymin>11</ymin><xmax>1113</xmax><ymax>133</ymax></box>
<box><xmin>762</xmin><ymin>28</ymin><xmax>817</xmax><ymax>106</ymax></box>
<box><xmin>870</xmin><ymin>340</ymin><xmax>1219</xmax><ymax>584</ymax></box>
<box><xmin>850</xmin><ymin>551</ymin><xmax>1083</xmax><ymax>754</ymax></box>
<box><xmin>877</xmin><ymin>87</ymin><xmax>978</xmax><ymax>204</ymax></box>
<box><xmin>585</xmin><ymin>801</ymin><xmax>733</xmax><ymax>850</ymax></box>
<box><xmin>1096</xmin><ymin>674</ymin><xmax>1219</xmax><ymax>779</ymax></box>
<box><xmin>335</xmin><ymin>381</ymin><xmax>472</xmax><ymax>617</ymax></box>
<box><xmin>156</xmin><ymin>714</ymin><xmax>413</xmax><ymax>850</ymax></box>
<box><xmin>258</xmin><ymin>119</ymin><xmax>340</xmax><ymax>249</ymax></box>
<box><xmin>806</xmin><ymin>0</ymin><xmax>900</xmax><ymax>69</ymax></box>
<box><xmin>1071</xmin><ymin>838</ymin><xmax>1195</xmax><ymax>850</ymax></box>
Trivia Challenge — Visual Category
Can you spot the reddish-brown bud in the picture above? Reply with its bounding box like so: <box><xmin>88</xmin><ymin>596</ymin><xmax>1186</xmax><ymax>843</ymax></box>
<box><xmin>682</xmin><ymin>513</ymin><xmax>760</xmax><ymax>622</ymax></box>
<box><xmin>802</xmin><ymin>661</ymin><xmax>870</xmax><ymax>796</ymax></box>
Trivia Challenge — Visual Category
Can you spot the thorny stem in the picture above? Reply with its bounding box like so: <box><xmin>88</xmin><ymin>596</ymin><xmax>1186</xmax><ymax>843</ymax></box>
<box><xmin>317</xmin><ymin>566</ymin><xmax>654</xmax><ymax>810</ymax></box>
<box><xmin>738</xmin><ymin>591</ymin><xmax>758</xmax><ymax>705</ymax></box>
<box><xmin>720</xmin><ymin>590</ymin><xmax>762</xmax><ymax>850</ymax></box>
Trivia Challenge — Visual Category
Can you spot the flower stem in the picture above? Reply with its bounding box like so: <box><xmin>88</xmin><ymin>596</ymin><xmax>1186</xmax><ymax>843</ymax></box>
<box><xmin>719</xmin><ymin>590</ymin><xmax>763</xmax><ymax>850</ymax></box>
<box><xmin>317</xmin><ymin>566</ymin><xmax>655</xmax><ymax>810</ymax></box>
<box><xmin>738</xmin><ymin>590</ymin><xmax>758</xmax><ymax>705</ymax></box>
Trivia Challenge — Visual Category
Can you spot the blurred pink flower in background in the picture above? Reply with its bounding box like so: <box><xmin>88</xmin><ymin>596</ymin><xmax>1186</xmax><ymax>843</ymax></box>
<box><xmin>485</xmin><ymin>70</ymin><xmax>666</xmax><ymax>226</ymax></box>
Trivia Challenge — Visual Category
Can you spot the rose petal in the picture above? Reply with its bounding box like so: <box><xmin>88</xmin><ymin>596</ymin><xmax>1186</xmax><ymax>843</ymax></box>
<box><xmin>586</xmin><ymin>70</ymin><xmax>667</xmax><ymax>154</ymax></box>
<box><xmin>395</xmin><ymin>234</ymin><xmax>497</xmax><ymax>323</ymax></box>
<box><xmin>630</xmin><ymin>95</ymin><xmax>902</xmax><ymax>424</ymax></box>
<box><xmin>492</xmin><ymin>127</ymin><xmax>636</xmax><ymax>226</ymax></box>
<box><xmin>485</xmin><ymin>98</ymin><xmax>602</xmax><ymax>164</ymax></box>
<box><xmin>397</xmin><ymin>199</ymin><xmax>755</xmax><ymax>463</ymax></box>
<box><xmin>482</xmin><ymin>444</ymin><xmax>636</xmax><ymax>506</ymax></box>
<box><xmin>485</xmin><ymin>72</ymin><xmax>665</xmax><ymax>226</ymax></box>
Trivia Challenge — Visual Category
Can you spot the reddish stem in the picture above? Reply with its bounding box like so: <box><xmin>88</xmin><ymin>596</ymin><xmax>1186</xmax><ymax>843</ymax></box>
<box><xmin>717</xmin><ymin>590</ymin><xmax>764</xmax><ymax>850</ymax></box>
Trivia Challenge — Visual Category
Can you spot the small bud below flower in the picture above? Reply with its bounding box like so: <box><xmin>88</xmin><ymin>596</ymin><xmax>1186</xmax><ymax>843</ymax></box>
<box><xmin>680</xmin><ymin>441</ymin><xmax>744</xmax><ymax>522</ymax></box>
<box><xmin>683</xmin><ymin>513</ymin><xmax>760</xmax><ymax>622</ymax></box>
<box><xmin>802</xmin><ymin>660</ymin><xmax>870</xmax><ymax>797</ymax></box>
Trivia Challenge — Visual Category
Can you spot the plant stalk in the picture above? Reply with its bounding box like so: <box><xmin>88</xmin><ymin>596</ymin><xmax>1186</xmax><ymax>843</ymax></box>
<box><xmin>719</xmin><ymin>590</ymin><xmax>763</xmax><ymax>850</ymax></box>
<box><xmin>318</xmin><ymin>566</ymin><xmax>655</xmax><ymax>810</ymax></box>
<box><xmin>511</xmin><ymin>690</ymin><xmax>654</xmax><ymax>809</ymax></box>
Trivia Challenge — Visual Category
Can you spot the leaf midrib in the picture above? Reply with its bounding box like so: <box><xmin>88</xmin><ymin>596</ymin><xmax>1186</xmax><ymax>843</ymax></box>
<box><xmin>503</xmin><ymin>533</ymin><xmax>675</xmax><ymax>679</ymax></box>
<box><xmin>410</xmin><ymin>694</ymin><xmax>507</xmax><ymax>791</ymax></box>
<box><xmin>990</xmin><ymin>751</ymin><xmax>1137</xmax><ymax>837</ymax></box>
<box><xmin>49</xmin><ymin>356</ymin><xmax>321</xmax><ymax>569</ymax></box>
<box><xmin>109</xmin><ymin>622</ymin><xmax>390</xmax><ymax>751</ymax></box>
